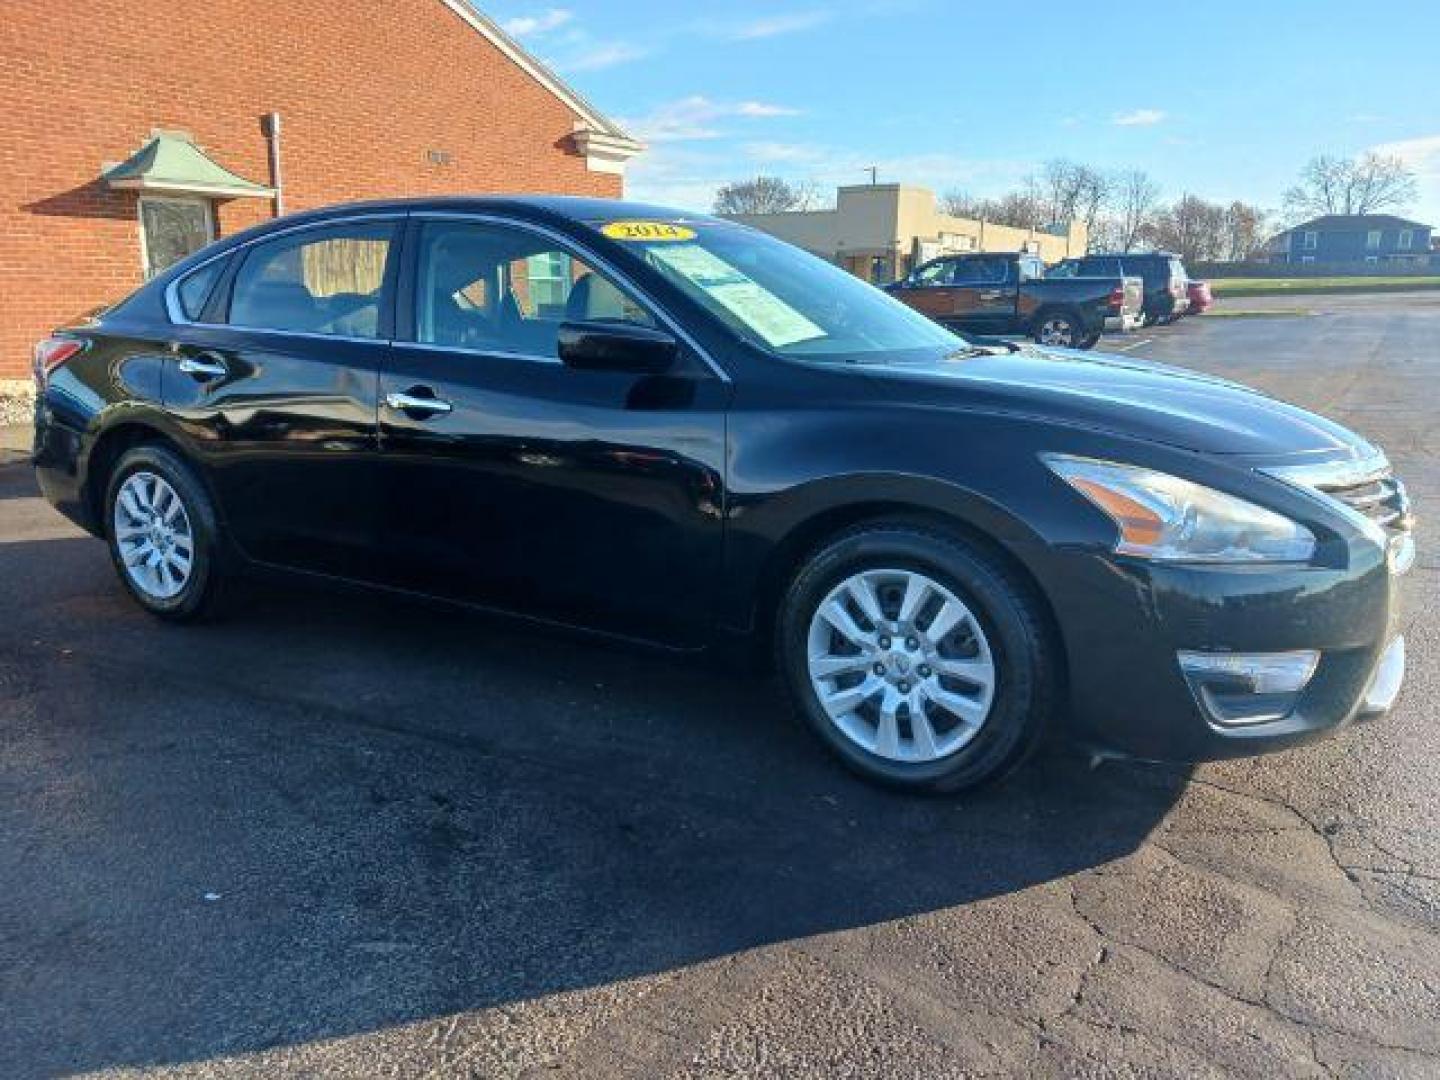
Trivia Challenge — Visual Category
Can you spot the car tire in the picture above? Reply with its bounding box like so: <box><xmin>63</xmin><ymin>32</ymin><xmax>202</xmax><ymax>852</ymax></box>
<box><xmin>776</xmin><ymin>520</ymin><xmax>1058</xmax><ymax>793</ymax></box>
<box><xmin>104</xmin><ymin>444</ymin><xmax>225</xmax><ymax>621</ymax></box>
<box><xmin>1033</xmin><ymin>311</ymin><xmax>1082</xmax><ymax>348</ymax></box>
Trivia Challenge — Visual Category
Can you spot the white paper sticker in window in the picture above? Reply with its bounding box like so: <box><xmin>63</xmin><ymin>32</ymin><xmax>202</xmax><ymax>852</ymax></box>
<box><xmin>648</xmin><ymin>244</ymin><xmax>825</xmax><ymax>348</ymax></box>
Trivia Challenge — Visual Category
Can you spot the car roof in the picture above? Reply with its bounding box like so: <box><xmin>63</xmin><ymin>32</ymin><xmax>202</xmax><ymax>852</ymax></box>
<box><xmin>148</xmin><ymin>195</ymin><xmax>731</xmax><ymax>286</ymax></box>
<box><xmin>266</xmin><ymin>194</ymin><xmax>724</xmax><ymax>228</ymax></box>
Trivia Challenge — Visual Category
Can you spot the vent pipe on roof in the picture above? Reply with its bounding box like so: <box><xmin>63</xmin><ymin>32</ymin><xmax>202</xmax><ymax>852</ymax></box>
<box><xmin>264</xmin><ymin>112</ymin><xmax>284</xmax><ymax>217</ymax></box>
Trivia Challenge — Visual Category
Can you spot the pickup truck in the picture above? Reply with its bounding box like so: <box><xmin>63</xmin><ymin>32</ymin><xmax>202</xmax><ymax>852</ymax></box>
<box><xmin>885</xmin><ymin>252</ymin><xmax>1143</xmax><ymax>349</ymax></box>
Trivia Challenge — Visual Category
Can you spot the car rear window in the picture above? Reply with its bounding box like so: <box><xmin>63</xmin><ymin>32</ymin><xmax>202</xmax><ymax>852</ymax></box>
<box><xmin>174</xmin><ymin>259</ymin><xmax>224</xmax><ymax>320</ymax></box>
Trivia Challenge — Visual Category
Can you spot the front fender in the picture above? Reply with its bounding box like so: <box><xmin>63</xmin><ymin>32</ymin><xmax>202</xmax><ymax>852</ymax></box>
<box><xmin>717</xmin><ymin>392</ymin><xmax>1090</xmax><ymax>634</ymax></box>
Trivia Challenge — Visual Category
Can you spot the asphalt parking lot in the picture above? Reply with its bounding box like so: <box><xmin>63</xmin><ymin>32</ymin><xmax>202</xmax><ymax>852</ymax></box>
<box><xmin>2</xmin><ymin>292</ymin><xmax>1437</xmax><ymax>1078</ymax></box>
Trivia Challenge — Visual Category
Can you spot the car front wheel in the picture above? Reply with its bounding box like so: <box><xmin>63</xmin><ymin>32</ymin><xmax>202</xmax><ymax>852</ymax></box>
<box><xmin>777</xmin><ymin>521</ymin><xmax>1058</xmax><ymax>792</ymax></box>
<box><xmin>105</xmin><ymin>444</ymin><xmax>225</xmax><ymax>621</ymax></box>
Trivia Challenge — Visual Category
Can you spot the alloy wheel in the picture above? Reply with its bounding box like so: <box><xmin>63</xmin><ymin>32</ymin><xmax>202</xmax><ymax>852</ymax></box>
<box><xmin>112</xmin><ymin>471</ymin><xmax>195</xmax><ymax>601</ymax></box>
<box><xmin>806</xmin><ymin>568</ymin><xmax>996</xmax><ymax>763</ymax></box>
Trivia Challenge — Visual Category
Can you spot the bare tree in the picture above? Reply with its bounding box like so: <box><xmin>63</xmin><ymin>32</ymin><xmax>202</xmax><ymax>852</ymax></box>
<box><xmin>713</xmin><ymin>176</ymin><xmax>812</xmax><ymax>215</ymax></box>
<box><xmin>1222</xmin><ymin>200</ymin><xmax>1267</xmax><ymax>261</ymax></box>
<box><xmin>1146</xmin><ymin>194</ymin><xmax>1229</xmax><ymax>264</ymax></box>
<box><xmin>940</xmin><ymin>189</ymin><xmax>985</xmax><ymax>218</ymax></box>
<box><xmin>1113</xmin><ymin>169</ymin><xmax>1160</xmax><ymax>251</ymax></box>
<box><xmin>1282</xmin><ymin>153</ymin><xmax>1417</xmax><ymax>220</ymax></box>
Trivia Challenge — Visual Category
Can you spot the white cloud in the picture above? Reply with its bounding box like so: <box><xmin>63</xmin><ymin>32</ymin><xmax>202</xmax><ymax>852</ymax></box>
<box><xmin>501</xmin><ymin>8</ymin><xmax>574</xmax><ymax>37</ymax></box>
<box><xmin>557</xmin><ymin>40</ymin><xmax>648</xmax><ymax>71</ymax></box>
<box><xmin>741</xmin><ymin>141</ymin><xmax>828</xmax><ymax>164</ymax></box>
<box><xmin>626</xmin><ymin>138</ymin><xmax>1035</xmax><ymax>214</ymax></box>
<box><xmin>735</xmin><ymin>101</ymin><xmax>802</xmax><ymax>118</ymax></box>
<box><xmin>1371</xmin><ymin>133</ymin><xmax>1440</xmax><ymax>224</ymax></box>
<box><xmin>727</xmin><ymin>11</ymin><xmax>829</xmax><ymax>40</ymax></box>
<box><xmin>622</xmin><ymin>97</ymin><xmax>802</xmax><ymax>143</ymax></box>
<box><xmin>1112</xmin><ymin>108</ymin><xmax>1167</xmax><ymax>127</ymax></box>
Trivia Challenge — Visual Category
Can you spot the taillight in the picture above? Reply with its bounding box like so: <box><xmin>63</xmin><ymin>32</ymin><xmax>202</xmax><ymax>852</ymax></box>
<box><xmin>32</xmin><ymin>337</ymin><xmax>85</xmax><ymax>387</ymax></box>
<box><xmin>1107</xmin><ymin>286</ymin><xmax>1125</xmax><ymax>310</ymax></box>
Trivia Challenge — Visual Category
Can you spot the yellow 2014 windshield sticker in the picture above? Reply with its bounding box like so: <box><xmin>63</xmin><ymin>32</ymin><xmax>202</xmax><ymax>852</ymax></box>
<box><xmin>601</xmin><ymin>221</ymin><xmax>697</xmax><ymax>242</ymax></box>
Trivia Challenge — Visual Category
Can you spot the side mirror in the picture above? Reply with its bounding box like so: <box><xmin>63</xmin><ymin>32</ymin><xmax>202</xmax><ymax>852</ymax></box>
<box><xmin>557</xmin><ymin>321</ymin><xmax>679</xmax><ymax>375</ymax></box>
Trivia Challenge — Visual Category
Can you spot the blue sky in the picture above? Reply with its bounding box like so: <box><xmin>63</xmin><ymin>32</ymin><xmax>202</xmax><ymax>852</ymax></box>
<box><xmin>487</xmin><ymin>1</ymin><xmax>1440</xmax><ymax>225</ymax></box>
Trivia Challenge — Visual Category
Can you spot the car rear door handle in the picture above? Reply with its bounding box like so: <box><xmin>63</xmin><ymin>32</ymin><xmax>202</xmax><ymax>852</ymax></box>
<box><xmin>385</xmin><ymin>390</ymin><xmax>453</xmax><ymax>417</ymax></box>
<box><xmin>177</xmin><ymin>354</ymin><xmax>228</xmax><ymax>379</ymax></box>
<box><xmin>978</xmin><ymin>290</ymin><xmax>1002</xmax><ymax>300</ymax></box>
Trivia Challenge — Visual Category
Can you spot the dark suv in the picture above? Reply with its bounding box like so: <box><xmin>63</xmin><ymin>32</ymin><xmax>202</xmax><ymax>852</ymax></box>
<box><xmin>1051</xmin><ymin>252</ymin><xmax>1190</xmax><ymax>325</ymax></box>
<box><xmin>31</xmin><ymin>197</ymin><xmax>1412</xmax><ymax>793</ymax></box>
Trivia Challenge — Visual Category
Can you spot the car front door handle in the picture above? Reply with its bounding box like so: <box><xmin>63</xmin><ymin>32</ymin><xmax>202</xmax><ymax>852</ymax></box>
<box><xmin>978</xmin><ymin>290</ymin><xmax>1003</xmax><ymax>301</ymax></box>
<box><xmin>385</xmin><ymin>390</ymin><xmax>453</xmax><ymax>417</ymax></box>
<box><xmin>177</xmin><ymin>354</ymin><xmax>228</xmax><ymax>379</ymax></box>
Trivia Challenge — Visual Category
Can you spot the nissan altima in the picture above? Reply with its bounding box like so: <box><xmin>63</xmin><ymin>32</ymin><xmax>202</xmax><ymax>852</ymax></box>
<box><xmin>31</xmin><ymin>197</ymin><xmax>1413</xmax><ymax>791</ymax></box>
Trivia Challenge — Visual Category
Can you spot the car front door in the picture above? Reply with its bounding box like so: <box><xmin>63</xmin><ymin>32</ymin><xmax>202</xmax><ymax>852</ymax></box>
<box><xmin>375</xmin><ymin>215</ymin><xmax>729</xmax><ymax>646</ymax></box>
<box><xmin>891</xmin><ymin>258</ymin><xmax>959</xmax><ymax>324</ymax></box>
<box><xmin>950</xmin><ymin>256</ymin><xmax>1015</xmax><ymax>335</ymax></box>
<box><xmin>162</xmin><ymin>217</ymin><xmax>399</xmax><ymax>579</ymax></box>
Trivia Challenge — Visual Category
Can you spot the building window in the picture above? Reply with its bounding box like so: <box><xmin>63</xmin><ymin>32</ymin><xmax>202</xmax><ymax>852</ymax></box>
<box><xmin>1366</xmin><ymin>230</ymin><xmax>1382</xmax><ymax>250</ymax></box>
<box><xmin>1301</xmin><ymin>255</ymin><xmax>1316</xmax><ymax>264</ymax></box>
<box><xmin>139</xmin><ymin>197</ymin><xmax>214</xmax><ymax>278</ymax></box>
<box><xmin>523</xmin><ymin>252</ymin><xmax>573</xmax><ymax>317</ymax></box>
<box><xmin>1399</xmin><ymin>230</ymin><xmax>1413</xmax><ymax>251</ymax></box>
<box><xmin>1301</xmin><ymin>230</ymin><xmax>1318</xmax><ymax>250</ymax></box>
<box><xmin>1365</xmin><ymin>255</ymin><xmax>1379</xmax><ymax>265</ymax></box>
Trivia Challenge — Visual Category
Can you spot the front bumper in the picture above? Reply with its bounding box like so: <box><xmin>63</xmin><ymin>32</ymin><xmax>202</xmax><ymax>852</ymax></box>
<box><xmin>1039</xmin><ymin>535</ymin><xmax>1405</xmax><ymax>762</ymax></box>
<box><xmin>1104</xmin><ymin>311</ymin><xmax>1145</xmax><ymax>333</ymax></box>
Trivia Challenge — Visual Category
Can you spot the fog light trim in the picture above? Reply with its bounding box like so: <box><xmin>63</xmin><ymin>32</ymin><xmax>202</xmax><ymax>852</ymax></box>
<box><xmin>1177</xmin><ymin>649</ymin><xmax>1320</xmax><ymax>729</ymax></box>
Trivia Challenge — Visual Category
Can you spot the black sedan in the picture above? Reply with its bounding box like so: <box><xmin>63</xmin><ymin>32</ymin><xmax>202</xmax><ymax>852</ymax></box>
<box><xmin>31</xmin><ymin>197</ymin><xmax>1413</xmax><ymax>792</ymax></box>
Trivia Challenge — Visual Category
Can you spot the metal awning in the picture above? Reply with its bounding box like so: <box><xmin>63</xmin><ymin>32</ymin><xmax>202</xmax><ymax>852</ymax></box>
<box><xmin>103</xmin><ymin>135</ymin><xmax>274</xmax><ymax>199</ymax></box>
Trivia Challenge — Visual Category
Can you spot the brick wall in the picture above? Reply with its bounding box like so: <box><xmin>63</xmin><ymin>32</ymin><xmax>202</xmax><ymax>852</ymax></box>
<box><xmin>0</xmin><ymin>0</ymin><xmax>624</xmax><ymax>379</ymax></box>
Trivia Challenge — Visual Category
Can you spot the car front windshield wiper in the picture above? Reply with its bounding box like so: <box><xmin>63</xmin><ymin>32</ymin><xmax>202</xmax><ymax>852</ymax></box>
<box><xmin>946</xmin><ymin>339</ymin><xmax>1022</xmax><ymax>360</ymax></box>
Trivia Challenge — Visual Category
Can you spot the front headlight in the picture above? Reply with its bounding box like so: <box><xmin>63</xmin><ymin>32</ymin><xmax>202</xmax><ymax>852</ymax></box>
<box><xmin>1043</xmin><ymin>454</ymin><xmax>1316</xmax><ymax>563</ymax></box>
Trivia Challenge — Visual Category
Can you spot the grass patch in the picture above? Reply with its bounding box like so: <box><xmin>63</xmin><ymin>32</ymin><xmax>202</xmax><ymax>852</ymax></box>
<box><xmin>1209</xmin><ymin>276</ymin><xmax>1440</xmax><ymax>297</ymax></box>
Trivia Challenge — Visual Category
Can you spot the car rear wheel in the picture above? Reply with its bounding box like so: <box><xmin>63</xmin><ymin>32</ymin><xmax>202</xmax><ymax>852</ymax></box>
<box><xmin>777</xmin><ymin>521</ymin><xmax>1058</xmax><ymax>792</ymax></box>
<box><xmin>1034</xmin><ymin>312</ymin><xmax>1081</xmax><ymax>348</ymax></box>
<box><xmin>105</xmin><ymin>445</ymin><xmax>225</xmax><ymax>621</ymax></box>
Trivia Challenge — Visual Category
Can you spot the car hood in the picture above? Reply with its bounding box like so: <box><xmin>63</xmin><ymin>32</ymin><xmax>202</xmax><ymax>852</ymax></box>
<box><xmin>872</xmin><ymin>345</ymin><xmax>1369</xmax><ymax>457</ymax></box>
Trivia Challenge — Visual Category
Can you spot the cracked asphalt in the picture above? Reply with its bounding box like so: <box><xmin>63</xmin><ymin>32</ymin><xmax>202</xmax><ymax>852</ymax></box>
<box><xmin>1</xmin><ymin>291</ymin><xmax>1437</xmax><ymax>1077</ymax></box>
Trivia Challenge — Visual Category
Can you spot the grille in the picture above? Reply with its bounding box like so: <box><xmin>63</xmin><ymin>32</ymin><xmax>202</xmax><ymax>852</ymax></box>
<box><xmin>1264</xmin><ymin>452</ymin><xmax>1416</xmax><ymax>573</ymax></box>
<box><xmin>1317</xmin><ymin>474</ymin><xmax>1413</xmax><ymax>536</ymax></box>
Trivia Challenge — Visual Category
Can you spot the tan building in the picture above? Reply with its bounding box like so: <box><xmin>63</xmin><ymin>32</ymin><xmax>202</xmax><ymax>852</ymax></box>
<box><xmin>728</xmin><ymin>183</ymin><xmax>1087</xmax><ymax>284</ymax></box>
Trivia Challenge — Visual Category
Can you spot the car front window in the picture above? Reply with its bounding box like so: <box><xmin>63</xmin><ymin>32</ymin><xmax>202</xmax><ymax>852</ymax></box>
<box><xmin>591</xmin><ymin>219</ymin><xmax>966</xmax><ymax>364</ymax></box>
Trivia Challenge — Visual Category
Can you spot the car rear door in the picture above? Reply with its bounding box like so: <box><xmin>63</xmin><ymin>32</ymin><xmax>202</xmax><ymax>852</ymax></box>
<box><xmin>374</xmin><ymin>214</ymin><xmax>729</xmax><ymax>647</ymax></box>
<box><xmin>162</xmin><ymin>216</ymin><xmax>399</xmax><ymax>579</ymax></box>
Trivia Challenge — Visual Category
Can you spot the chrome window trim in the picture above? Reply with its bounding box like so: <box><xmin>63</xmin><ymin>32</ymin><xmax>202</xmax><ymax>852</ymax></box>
<box><xmin>162</xmin><ymin>212</ymin><xmax>407</xmax><ymax>331</ymax></box>
<box><xmin>409</xmin><ymin>210</ymin><xmax>732</xmax><ymax>383</ymax></box>
<box><xmin>399</xmin><ymin>340</ymin><xmax>560</xmax><ymax>366</ymax></box>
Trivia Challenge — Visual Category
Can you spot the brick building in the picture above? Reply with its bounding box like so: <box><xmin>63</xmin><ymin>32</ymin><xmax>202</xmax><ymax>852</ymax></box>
<box><xmin>0</xmin><ymin>0</ymin><xmax>643</xmax><ymax>383</ymax></box>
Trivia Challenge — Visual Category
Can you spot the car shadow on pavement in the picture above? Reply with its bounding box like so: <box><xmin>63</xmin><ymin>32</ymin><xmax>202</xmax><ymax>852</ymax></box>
<box><xmin>0</xmin><ymin>528</ymin><xmax>1190</xmax><ymax>1076</ymax></box>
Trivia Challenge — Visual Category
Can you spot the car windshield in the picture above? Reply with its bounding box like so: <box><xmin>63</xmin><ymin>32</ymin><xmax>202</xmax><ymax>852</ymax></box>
<box><xmin>590</xmin><ymin>219</ymin><xmax>966</xmax><ymax>363</ymax></box>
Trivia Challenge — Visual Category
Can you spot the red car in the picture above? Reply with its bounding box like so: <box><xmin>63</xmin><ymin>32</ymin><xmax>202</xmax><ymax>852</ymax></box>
<box><xmin>1186</xmin><ymin>279</ymin><xmax>1214</xmax><ymax>315</ymax></box>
